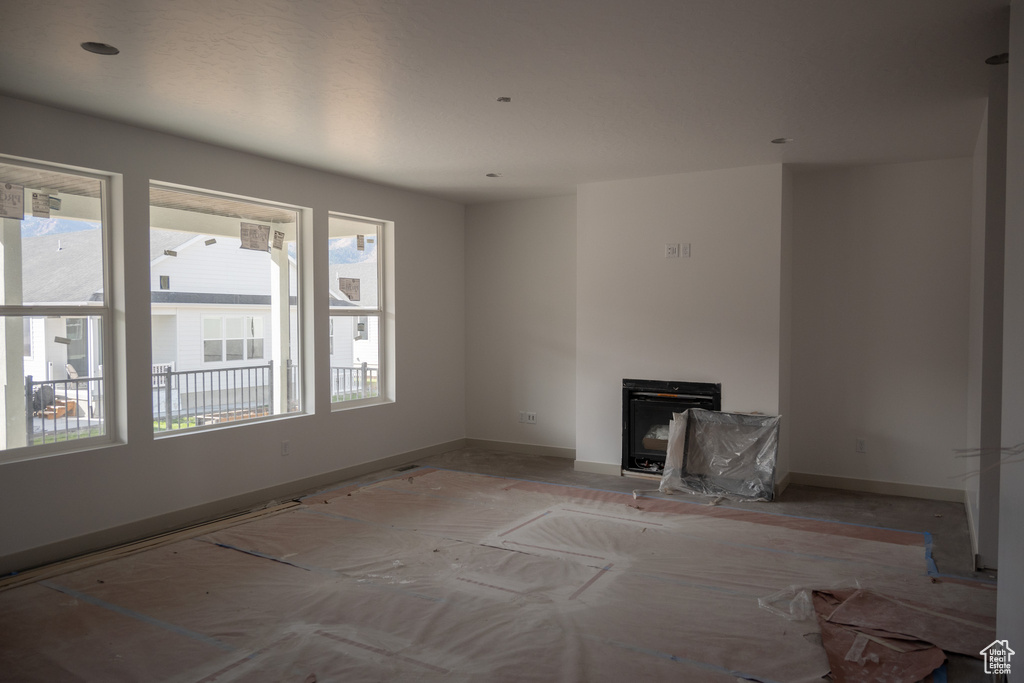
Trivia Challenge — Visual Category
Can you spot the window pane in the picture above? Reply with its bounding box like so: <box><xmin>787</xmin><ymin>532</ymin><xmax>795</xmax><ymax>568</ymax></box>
<box><xmin>2</xmin><ymin>156</ymin><xmax>112</xmax><ymax>458</ymax></box>
<box><xmin>225</xmin><ymin>339</ymin><xmax>244</xmax><ymax>361</ymax></box>
<box><xmin>329</xmin><ymin>314</ymin><xmax>380</xmax><ymax>403</ymax></box>
<box><xmin>203</xmin><ymin>340</ymin><xmax>222</xmax><ymax>362</ymax></box>
<box><xmin>5</xmin><ymin>314</ymin><xmax>108</xmax><ymax>450</ymax></box>
<box><xmin>203</xmin><ymin>318</ymin><xmax>222</xmax><ymax>339</ymax></box>
<box><xmin>3</xmin><ymin>161</ymin><xmax>105</xmax><ymax>308</ymax></box>
<box><xmin>328</xmin><ymin>216</ymin><xmax>379</xmax><ymax>310</ymax></box>
<box><xmin>224</xmin><ymin>316</ymin><xmax>243</xmax><ymax>339</ymax></box>
<box><xmin>150</xmin><ymin>185</ymin><xmax>302</xmax><ymax>434</ymax></box>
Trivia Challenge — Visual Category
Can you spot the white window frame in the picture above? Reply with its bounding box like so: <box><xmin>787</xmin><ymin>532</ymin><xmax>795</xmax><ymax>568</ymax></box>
<box><xmin>329</xmin><ymin>214</ymin><xmax>385</xmax><ymax>409</ymax></box>
<box><xmin>202</xmin><ymin>315</ymin><xmax>264</xmax><ymax>363</ymax></box>
<box><xmin>150</xmin><ymin>182</ymin><xmax>304</xmax><ymax>436</ymax></box>
<box><xmin>0</xmin><ymin>155</ymin><xmax>116</xmax><ymax>461</ymax></box>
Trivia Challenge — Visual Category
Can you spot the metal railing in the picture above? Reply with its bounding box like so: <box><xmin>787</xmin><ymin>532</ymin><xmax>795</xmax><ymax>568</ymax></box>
<box><xmin>26</xmin><ymin>359</ymin><xmax>361</xmax><ymax>443</ymax></box>
<box><xmin>25</xmin><ymin>374</ymin><xmax>105</xmax><ymax>446</ymax></box>
<box><xmin>154</xmin><ymin>361</ymin><xmax>275</xmax><ymax>431</ymax></box>
<box><xmin>331</xmin><ymin>363</ymin><xmax>378</xmax><ymax>401</ymax></box>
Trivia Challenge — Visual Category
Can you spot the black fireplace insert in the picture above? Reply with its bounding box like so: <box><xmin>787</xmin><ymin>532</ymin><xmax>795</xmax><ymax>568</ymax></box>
<box><xmin>622</xmin><ymin>378</ymin><xmax>721</xmax><ymax>475</ymax></box>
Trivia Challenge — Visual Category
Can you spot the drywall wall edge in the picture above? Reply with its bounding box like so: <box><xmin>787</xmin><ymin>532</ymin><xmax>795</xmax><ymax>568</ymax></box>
<box><xmin>574</xmin><ymin>459</ymin><xmax>622</xmax><ymax>476</ymax></box>
<box><xmin>0</xmin><ymin>438</ymin><xmax>467</xmax><ymax>576</ymax></box>
<box><xmin>465</xmin><ymin>439</ymin><xmax>575</xmax><ymax>459</ymax></box>
<box><xmin>788</xmin><ymin>472</ymin><xmax>964</xmax><ymax>503</ymax></box>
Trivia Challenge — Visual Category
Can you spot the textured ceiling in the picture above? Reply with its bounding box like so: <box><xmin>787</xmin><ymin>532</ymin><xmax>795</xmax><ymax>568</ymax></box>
<box><xmin>0</xmin><ymin>0</ymin><xmax>1009</xmax><ymax>204</ymax></box>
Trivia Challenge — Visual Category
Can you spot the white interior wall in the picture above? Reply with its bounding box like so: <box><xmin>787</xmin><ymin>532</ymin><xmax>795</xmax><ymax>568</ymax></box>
<box><xmin>464</xmin><ymin>196</ymin><xmax>576</xmax><ymax>451</ymax></box>
<box><xmin>0</xmin><ymin>95</ymin><xmax>466</xmax><ymax>570</ymax></box>
<box><xmin>997</xmin><ymin>0</ymin><xmax>1024</xmax><ymax>657</ymax></box>
<box><xmin>790</xmin><ymin>159</ymin><xmax>973</xmax><ymax>491</ymax></box>
<box><xmin>575</xmin><ymin>165</ymin><xmax>785</xmax><ymax>473</ymax></box>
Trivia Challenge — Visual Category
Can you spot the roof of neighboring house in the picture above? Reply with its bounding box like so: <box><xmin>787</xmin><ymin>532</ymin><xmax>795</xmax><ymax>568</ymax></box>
<box><xmin>22</xmin><ymin>228</ymin><xmax>195</xmax><ymax>304</ymax></box>
<box><xmin>150</xmin><ymin>228</ymin><xmax>193</xmax><ymax>261</ymax></box>
<box><xmin>21</xmin><ymin>229</ymin><xmax>105</xmax><ymax>304</ymax></box>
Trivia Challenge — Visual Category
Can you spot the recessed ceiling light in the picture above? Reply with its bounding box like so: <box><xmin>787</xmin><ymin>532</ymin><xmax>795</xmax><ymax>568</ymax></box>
<box><xmin>497</xmin><ymin>97</ymin><xmax>511</xmax><ymax>103</ymax></box>
<box><xmin>486</xmin><ymin>173</ymin><xmax>502</xmax><ymax>178</ymax></box>
<box><xmin>81</xmin><ymin>41</ymin><xmax>120</xmax><ymax>56</ymax></box>
<box><xmin>771</xmin><ymin>137</ymin><xmax>794</xmax><ymax>144</ymax></box>
<box><xmin>985</xmin><ymin>53</ymin><xmax>1009</xmax><ymax>65</ymax></box>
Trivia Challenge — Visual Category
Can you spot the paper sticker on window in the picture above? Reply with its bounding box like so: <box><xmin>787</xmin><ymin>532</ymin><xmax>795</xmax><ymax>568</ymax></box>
<box><xmin>272</xmin><ymin>230</ymin><xmax>285</xmax><ymax>250</ymax></box>
<box><xmin>357</xmin><ymin>234</ymin><xmax>365</xmax><ymax>251</ymax></box>
<box><xmin>240</xmin><ymin>222</ymin><xmax>271</xmax><ymax>251</ymax></box>
<box><xmin>0</xmin><ymin>183</ymin><xmax>24</xmax><ymax>220</ymax></box>
<box><xmin>339</xmin><ymin>277</ymin><xmax>361</xmax><ymax>301</ymax></box>
<box><xmin>32</xmin><ymin>192</ymin><xmax>50</xmax><ymax>218</ymax></box>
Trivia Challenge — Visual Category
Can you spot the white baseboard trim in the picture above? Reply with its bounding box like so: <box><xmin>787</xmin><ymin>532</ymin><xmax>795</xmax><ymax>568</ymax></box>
<box><xmin>787</xmin><ymin>472</ymin><xmax>964</xmax><ymax>502</ymax></box>
<box><xmin>573</xmin><ymin>459</ymin><xmax>623</xmax><ymax>476</ymax></box>
<box><xmin>776</xmin><ymin>472</ymin><xmax>792</xmax><ymax>497</ymax></box>
<box><xmin>0</xmin><ymin>438</ymin><xmax>468</xmax><ymax>577</ymax></box>
<box><xmin>465</xmin><ymin>439</ymin><xmax>576</xmax><ymax>460</ymax></box>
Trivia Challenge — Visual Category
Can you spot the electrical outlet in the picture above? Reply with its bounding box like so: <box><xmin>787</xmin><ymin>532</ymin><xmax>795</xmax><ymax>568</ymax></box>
<box><xmin>525</xmin><ymin>412</ymin><xmax>537</xmax><ymax>424</ymax></box>
<box><xmin>281</xmin><ymin>440</ymin><xmax>290</xmax><ymax>456</ymax></box>
<box><xmin>855</xmin><ymin>438</ymin><xmax>866</xmax><ymax>454</ymax></box>
<box><xmin>665</xmin><ymin>243</ymin><xmax>680</xmax><ymax>258</ymax></box>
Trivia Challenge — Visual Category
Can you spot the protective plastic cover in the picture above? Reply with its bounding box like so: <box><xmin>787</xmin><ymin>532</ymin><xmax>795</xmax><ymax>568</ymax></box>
<box><xmin>659</xmin><ymin>407</ymin><xmax>780</xmax><ymax>501</ymax></box>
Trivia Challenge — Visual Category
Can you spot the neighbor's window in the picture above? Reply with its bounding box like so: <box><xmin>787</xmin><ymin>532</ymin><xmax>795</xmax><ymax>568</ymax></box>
<box><xmin>202</xmin><ymin>315</ymin><xmax>264</xmax><ymax>363</ymax></box>
<box><xmin>0</xmin><ymin>156</ymin><xmax>113</xmax><ymax>459</ymax></box>
<box><xmin>150</xmin><ymin>185</ymin><xmax>301</xmax><ymax>433</ymax></box>
<box><xmin>329</xmin><ymin>214</ymin><xmax>382</xmax><ymax>405</ymax></box>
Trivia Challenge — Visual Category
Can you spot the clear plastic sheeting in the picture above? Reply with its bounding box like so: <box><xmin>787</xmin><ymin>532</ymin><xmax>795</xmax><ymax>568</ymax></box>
<box><xmin>0</xmin><ymin>467</ymin><xmax>996</xmax><ymax>682</ymax></box>
<box><xmin>660</xmin><ymin>408</ymin><xmax>780</xmax><ymax>501</ymax></box>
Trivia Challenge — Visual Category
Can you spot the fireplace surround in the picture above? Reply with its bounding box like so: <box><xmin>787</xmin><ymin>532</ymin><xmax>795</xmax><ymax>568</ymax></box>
<box><xmin>621</xmin><ymin>378</ymin><xmax>721</xmax><ymax>475</ymax></box>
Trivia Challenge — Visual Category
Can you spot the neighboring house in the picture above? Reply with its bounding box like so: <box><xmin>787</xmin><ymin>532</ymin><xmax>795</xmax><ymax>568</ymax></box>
<box><xmin>148</xmin><ymin>228</ymin><xmax>300</xmax><ymax>375</ymax></box>
<box><xmin>20</xmin><ymin>227</ymin><xmax>105</xmax><ymax>383</ymax></box>
<box><xmin>20</xmin><ymin>224</ymin><xmax>378</xmax><ymax>419</ymax></box>
<box><xmin>328</xmin><ymin>257</ymin><xmax>379</xmax><ymax>371</ymax></box>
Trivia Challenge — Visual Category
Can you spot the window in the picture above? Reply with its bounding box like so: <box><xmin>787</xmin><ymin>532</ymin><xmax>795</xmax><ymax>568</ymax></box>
<box><xmin>0</xmin><ymin>156</ymin><xmax>113</xmax><ymax>458</ymax></box>
<box><xmin>329</xmin><ymin>215</ymin><xmax>383</xmax><ymax>405</ymax></box>
<box><xmin>202</xmin><ymin>315</ymin><xmax>264</xmax><ymax>362</ymax></box>
<box><xmin>150</xmin><ymin>185</ymin><xmax>301</xmax><ymax>433</ymax></box>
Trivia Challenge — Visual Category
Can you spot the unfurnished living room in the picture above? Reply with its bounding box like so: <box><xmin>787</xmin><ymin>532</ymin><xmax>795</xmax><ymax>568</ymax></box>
<box><xmin>0</xmin><ymin>1</ymin><xmax>1021</xmax><ymax>681</ymax></box>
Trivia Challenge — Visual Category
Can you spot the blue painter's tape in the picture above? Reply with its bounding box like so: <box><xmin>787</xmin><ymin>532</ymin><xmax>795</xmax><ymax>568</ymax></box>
<box><xmin>40</xmin><ymin>580</ymin><xmax>234</xmax><ymax>652</ymax></box>
<box><xmin>923</xmin><ymin>532</ymin><xmax>940</xmax><ymax>576</ymax></box>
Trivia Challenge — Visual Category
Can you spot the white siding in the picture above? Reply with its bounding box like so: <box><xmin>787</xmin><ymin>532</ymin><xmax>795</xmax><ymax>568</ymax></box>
<box><xmin>151</xmin><ymin>237</ymin><xmax>275</xmax><ymax>296</ymax></box>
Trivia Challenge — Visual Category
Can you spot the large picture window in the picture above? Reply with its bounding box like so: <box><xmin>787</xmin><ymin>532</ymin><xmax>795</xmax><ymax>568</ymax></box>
<box><xmin>329</xmin><ymin>215</ymin><xmax>383</xmax><ymax>405</ymax></box>
<box><xmin>0</xmin><ymin>157</ymin><xmax>113</xmax><ymax>458</ymax></box>
<box><xmin>150</xmin><ymin>185</ymin><xmax>301</xmax><ymax>432</ymax></box>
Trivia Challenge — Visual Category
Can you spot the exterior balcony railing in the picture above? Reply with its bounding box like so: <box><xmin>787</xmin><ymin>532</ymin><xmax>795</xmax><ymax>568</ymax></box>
<box><xmin>26</xmin><ymin>360</ymin><xmax>375</xmax><ymax>443</ymax></box>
